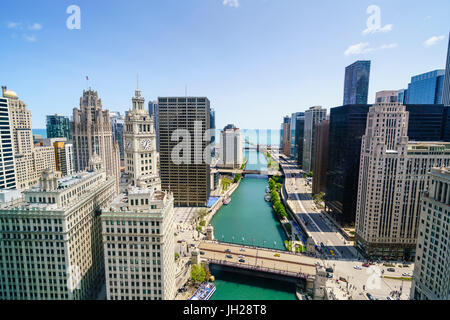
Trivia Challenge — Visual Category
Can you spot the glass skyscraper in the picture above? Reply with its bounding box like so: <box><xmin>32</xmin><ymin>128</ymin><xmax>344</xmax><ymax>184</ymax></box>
<box><xmin>407</xmin><ymin>70</ymin><xmax>445</xmax><ymax>104</ymax></box>
<box><xmin>343</xmin><ymin>60</ymin><xmax>371</xmax><ymax>105</ymax></box>
<box><xmin>46</xmin><ymin>114</ymin><xmax>71</xmax><ymax>140</ymax></box>
<box><xmin>290</xmin><ymin>112</ymin><xmax>305</xmax><ymax>162</ymax></box>
<box><xmin>443</xmin><ymin>33</ymin><xmax>450</xmax><ymax>106</ymax></box>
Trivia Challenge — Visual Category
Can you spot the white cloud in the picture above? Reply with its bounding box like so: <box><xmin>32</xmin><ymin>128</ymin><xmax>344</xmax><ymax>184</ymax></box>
<box><xmin>345</xmin><ymin>42</ymin><xmax>398</xmax><ymax>56</ymax></box>
<box><xmin>344</xmin><ymin>42</ymin><xmax>373</xmax><ymax>56</ymax></box>
<box><xmin>362</xmin><ymin>24</ymin><xmax>393</xmax><ymax>35</ymax></box>
<box><xmin>423</xmin><ymin>35</ymin><xmax>445</xmax><ymax>47</ymax></box>
<box><xmin>223</xmin><ymin>0</ymin><xmax>239</xmax><ymax>8</ymax></box>
<box><xmin>29</xmin><ymin>23</ymin><xmax>43</xmax><ymax>31</ymax></box>
<box><xmin>24</xmin><ymin>35</ymin><xmax>37</xmax><ymax>43</ymax></box>
<box><xmin>7</xmin><ymin>22</ymin><xmax>21</xmax><ymax>29</ymax></box>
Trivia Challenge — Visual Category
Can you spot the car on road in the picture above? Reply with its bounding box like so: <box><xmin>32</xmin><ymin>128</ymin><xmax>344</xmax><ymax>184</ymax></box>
<box><xmin>199</xmin><ymin>251</ymin><xmax>205</xmax><ymax>255</ymax></box>
<box><xmin>402</xmin><ymin>273</ymin><xmax>411</xmax><ymax>277</ymax></box>
<box><xmin>274</xmin><ymin>254</ymin><xmax>280</xmax><ymax>257</ymax></box>
<box><xmin>366</xmin><ymin>293</ymin><xmax>374</xmax><ymax>300</ymax></box>
<box><xmin>326</xmin><ymin>267</ymin><xmax>333</xmax><ymax>273</ymax></box>
<box><xmin>239</xmin><ymin>248</ymin><xmax>246</xmax><ymax>252</ymax></box>
<box><xmin>225</xmin><ymin>255</ymin><xmax>233</xmax><ymax>259</ymax></box>
<box><xmin>329</xmin><ymin>250</ymin><xmax>335</xmax><ymax>256</ymax></box>
<box><xmin>238</xmin><ymin>255</ymin><xmax>244</xmax><ymax>259</ymax></box>
<box><xmin>326</xmin><ymin>273</ymin><xmax>333</xmax><ymax>278</ymax></box>
<box><xmin>339</xmin><ymin>277</ymin><xmax>347</xmax><ymax>282</ymax></box>
<box><xmin>387</xmin><ymin>268</ymin><xmax>396</xmax><ymax>272</ymax></box>
<box><xmin>362</xmin><ymin>263</ymin><xmax>370</xmax><ymax>267</ymax></box>
<box><xmin>239</xmin><ymin>259</ymin><xmax>245</xmax><ymax>263</ymax></box>
<box><xmin>225</xmin><ymin>249</ymin><xmax>231</xmax><ymax>253</ymax></box>
<box><xmin>177</xmin><ymin>240</ymin><xmax>183</xmax><ymax>243</ymax></box>
<box><xmin>386</xmin><ymin>296</ymin><xmax>393</xmax><ymax>300</ymax></box>
<box><xmin>353</xmin><ymin>265</ymin><xmax>362</xmax><ymax>270</ymax></box>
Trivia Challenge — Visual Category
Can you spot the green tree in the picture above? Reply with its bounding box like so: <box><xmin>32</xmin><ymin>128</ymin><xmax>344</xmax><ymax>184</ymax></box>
<box><xmin>233</xmin><ymin>174</ymin><xmax>241</xmax><ymax>183</ymax></box>
<box><xmin>190</xmin><ymin>264</ymin><xmax>206</xmax><ymax>284</ymax></box>
<box><xmin>175</xmin><ymin>253</ymin><xmax>180</xmax><ymax>261</ymax></box>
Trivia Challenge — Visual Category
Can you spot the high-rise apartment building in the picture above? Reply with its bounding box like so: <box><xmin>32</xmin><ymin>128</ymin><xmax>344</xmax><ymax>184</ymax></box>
<box><xmin>0</xmin><ymin>93</ymin><xmax>17</xmax><ymax>189</ymax></box>
<box><xmin>71</xmin><ymin>89</ymin><xmax>120</xmax><ymax>193</ymax></box>
<box><xmin>407</xmin><ymin>70</ymin><xmax>445</xmax><ymax>104</ymax></box>
<box><xmin>2</xmin><ymin>87</ymin><xmax>56</xmax><ymax>190</ymax></box>
<box><xmin>343</xmin><ymin>60</ymin><xmax>371</xmax><ymax>105</ymax></box>
<box><xmin>355</xmin><ymin>103</ymin><xmax>450</xmax><ymax>261</ymax></box>
<box><xmin>46</xmin><ymin>114</ymin><xmax>71</xmax><ymax>140</ymax></box>
<box><xmin>101</xmin><ymin>89</ymin><xmax>176</xmax><ymax>300</ymax></box>
<box><xmin>302</xmin><ymin>106</ymin><xmax>327</xmax><ymax>173</ymax></box>
<box><xmin>124</xmin><ymin>89</ymin><xmax>160</xmax><ymax>190</ymax></box>
<box><xmin>375</xmin><ymin>90</ymin><xmax>398</xmax><ymax>103</ymax></box>
<box><xmin>220</xmin><ymin>125</ymin><xmax>243</xmax><ymax>169</ymax></box>
<box><xmin>158</xmin><ymin>97</ymin><xmax>211</xmax><ymax>207</ymax></box>
<box><xmin>443</xmin><ymin>33</ymin><xmax>450</xmax><ymax>106</ymax></box>
<box><xmin>0</xmin><ymin>161</ymin><xmax>117</xmax><ymax>300</ymax></box>
<box><xmin>280</xmin><ymin>116</ymin><xmax>291</xmax><ymax>156</ymax></box>
<box><xmin>53</xmin><ymin>140</ymin><xmax>74</xmax><ymax>177</ymax></box>
<box><xmin>411</xmin><ymin>167</ymin><xmax>450</xmax><ymax>300</ymax></box>
<box><xmin>290</xmin><ymin>112</ymin><xmax>305</xmax><ymax>163</ymax></box>
<box><xmin>312</xmin><ymin>120</ymin><xmax>329</xmax><ymax>195</ymax></box>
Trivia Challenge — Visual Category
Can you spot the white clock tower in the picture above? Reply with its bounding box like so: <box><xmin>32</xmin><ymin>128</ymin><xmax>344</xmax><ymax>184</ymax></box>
<box><xmin>124</xmin><ymin>86</ymin><xmax>161</xmax><ymax>190</ymax></box>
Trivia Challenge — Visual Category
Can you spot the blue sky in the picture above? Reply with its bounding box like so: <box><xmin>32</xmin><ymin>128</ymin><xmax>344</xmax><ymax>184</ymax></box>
<box><xmin>1</xmin><ymin>0</ymin><xmax>449</xmax><ymax>129</ymax></box>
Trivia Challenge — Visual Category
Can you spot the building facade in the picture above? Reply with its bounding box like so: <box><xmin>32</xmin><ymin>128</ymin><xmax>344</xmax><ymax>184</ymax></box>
<box><xmin>0</xmin><ymin>163</ymin><xmax>117</xmax><ymax>300</ymax></box>
<box><xmin>343</xmin><ymin>60</ymin><xmax>371</xmax><ymax>105</ymax></box>
<box><xmin>0</xmin><ymin>93</ymin><xmax>17</xmax><ymax>189</ymax></box>
<box><xmin>124</xmin><ymin>89</ymin><xmax>160</xmax><ymax>190</ymax></box>
<box><xmin>46</xmin><ymin>114</ymin><xmax>71</xmax><ymax>140</ymax></box>
<box><xmin>71</xmin><ymin>89</ymin><xmax>120</xmax><ymax>193</ymax></box>
<box><xmin>302</xmin><ymin>106</ymin><xmax>327</xmax><ymax>173</ymax></box>
<box><xmin>411</xmin><ymin>167</ymin><xmax>450</xmax><ymax>300</ymax></box>
<box><xmin>443</xmin><ymin>33</ymin><xmax>450</xmax><ymax>107</ymax></box>
<box><xmin>158</xmin><ymin>97</ymin><xmax>211</xmax><ymax>207</ymax></box>
<box><xmin>219</xmin><ymin>125</ymin><xmax>243</xmax><ymax>169</ymax></box>
<box><xmin>290</xmin><ymin>112</ymin><xmax>305</xmax><ymax>163</ymax></box>
<box><xmin>280</xmin><ymin>116</ymin><xmax>291</xmax><ymax>156</ymax></box>
<box><xmin>110</xmin><ymin>112</ymin><xmax>125</xmax><ymax>160</ymax></box>
<box><xmin>398</xmin><ymin>89</ymin><xmax>408</xmax><ymax>104</ymax></box>
<box><xmin>355</xmin><ymin>103</ymin><xmax>450</xmax><ymax>261</ymax></box>
<box><xmin>407</xmin><ymin>70</ymin><xmax>445</xmax><ymax>105</ymax></box>
<box><xmin>375</xmin><ymin>90</ymin><xmax>398</xmax><ymax>103</ymax></box>
<box><xmin>148</xmin><ymin>101</ymin><xmax>159</xmax><ymax>152</ymax></box>
<box><xmin>312</xmin><ymin>120</ymin><xmax>329</xmax><ymax>195</ymax></box>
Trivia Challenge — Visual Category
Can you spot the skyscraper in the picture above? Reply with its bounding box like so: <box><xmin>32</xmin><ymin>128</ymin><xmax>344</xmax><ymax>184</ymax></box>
<box><xmin>443</xmin><ymin>33</ymin><xmax>450</xmax><ymax>106</ymax></box>
<box><xmin>290</xmin><ymin>112</ymin><xmax>305</xmax><ymax>162</ymax></box>
<box><xmin>124</xmin><ymin>89</ymin><xmax>160</xmax><ymax>190</ymax></box>
<box><xmin>158</xmin><ymin>97</ymin><xmax>211</xmax><ymax>207</ymax></box>
<box><xmin>280</xmin><ymin>116</ymin><xmax>291</xmax><ymax>156</ymax></box>
<box><xmin>0</xmin><ymin>92</ymin><xmax>16</xmax><ymax>189</ymax></box>
<box><xmin>302</xmin><ymin>106</ymin><xmax>327</xmax><ymax>173</ymax></box>
<box><xmin>312</xmin><ymin>120</ymin><xmax>329</xmax><ymax>195</ymax></box>
<box><xmin>375</xmin><ymin>90</ymin><xmax>398</xmax><ymax>103</ymax></box>
<box><xmin>343</xmin><ymin>60</ymin><xmax>371</xmax><ymax>105</ymax></box>
<box><xmin>411</xmin><ymin>167</ymin><xmax>450</xmax><ymax>300</ymax></box>
<box><xmin>101</xmin><ymin>89</ymin><xmax>176</xmax><ymax>301</ymax></box>
<box><xmin>0</xmin><ymin>162</ymin><xmax>117</xmax><ymax>300</ymax></box>
<box><xmin>397</xmin><ymin>89</ymin><xmax>408</xmax><ymax>104</ymax></box>
<box><xmin>220</xmin><ymin>125</ymin><xmax>243</xmax><ymax>169</ymax></box>
<box><xmin>407</xmin><ymin>70</ymin><xmax>445</xmax><ymax>104</ymax></box>
<box><xmin>46</xmin><ymin>114</ymin><xmax>71</xmax><ymax>140</ymax></box>
<box><xmin>71</xmin><ymin>89</ymin><xmax>120</xmax><ymax>193</ymax></box>
<box><xmin>355</xmin><ymin>103</ymin><xmax>450</xmax><ymax>261</ymax></box>
<box><xmin>210</xmin><ymin>109</ymin><xmax>216</xmax><ymax>157</ymax></box>
<box><xmin>110</xmin><ymin>112</ymin><xmax>125</xmax><ymax>160</ymax></box>
<box><xmin>149</xmin><ymin>100</ymin><xmax>160</xmax><ymax>151</ymax></box>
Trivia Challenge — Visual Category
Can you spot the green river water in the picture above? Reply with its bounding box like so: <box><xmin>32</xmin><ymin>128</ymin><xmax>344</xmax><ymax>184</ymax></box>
<box><xmin>209</xmin><ymin>150</ymin><xmax>297</xmax><ymax>300</ymax></box>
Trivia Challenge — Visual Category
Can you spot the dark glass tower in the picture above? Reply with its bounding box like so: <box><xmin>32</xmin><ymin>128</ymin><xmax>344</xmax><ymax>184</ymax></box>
<box><xmin>443</xmin><ymin>33</ymin><xmax>450</xmax><ymax>106</ymax></box>
<box><xmin>46</xmin><ymin>114</ymin><xmax>71</xmax><ymax>140</ymax></box>
<box><xmin>343</xmin><ymin>61</ymin><xmax>371</xmax><ymax>105</ymax></box>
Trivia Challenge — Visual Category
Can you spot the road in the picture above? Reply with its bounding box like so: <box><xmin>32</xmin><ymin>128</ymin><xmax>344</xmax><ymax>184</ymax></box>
<box><xmin>270</xmin><ymin>151</ymin><xmax>358</xmax><ymax>260</ymax></box>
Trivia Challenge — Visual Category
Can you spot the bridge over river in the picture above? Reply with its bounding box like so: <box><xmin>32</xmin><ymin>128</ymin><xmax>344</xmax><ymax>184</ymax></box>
<box><xmin>198</xmin><ymin>241</ymin><xmax>319</xmax><ymax>280</ymax></box>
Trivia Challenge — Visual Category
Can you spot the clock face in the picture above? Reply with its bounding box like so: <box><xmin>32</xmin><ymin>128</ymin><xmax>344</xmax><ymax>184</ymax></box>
<box><xmin>126</xmin><ymin>139</ymin><xmax>132</xmax><ymax>150</ymax></box>
<box><xmin>141</xmin><ymin>139</ymin><xmax>151</xmax><ymax>151</ymax></box>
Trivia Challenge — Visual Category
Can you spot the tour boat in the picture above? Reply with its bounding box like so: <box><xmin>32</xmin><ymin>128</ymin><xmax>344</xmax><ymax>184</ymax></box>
<box><xmin>189</xmin><ymin>282</ymin><xmax>216</xmax><ymax>300</ymax></box>
<box><xmin>264</xmin><ymin>194</ymin><xmax>271</xmax><ymax>202</ymax></box>
<box><xmin>223</xmin><ymin>197</ymin><xmax>231</xmax><ymax>205</ymax></box>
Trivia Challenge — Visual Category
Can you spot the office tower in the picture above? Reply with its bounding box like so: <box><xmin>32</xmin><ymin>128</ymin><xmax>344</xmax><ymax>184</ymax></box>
<box><xmin>407</xmin><ymin>70</ymin><xmax>445</xmax><ymax>104</ymax></box>
<box><xmin>158</xmin><ymin>97</ymin><xmax>211</xmax><ymax>207</ymax></box>
<box><xmin>443</xmin><ymin>33</ymin><xmax>450</xmax><ymax>106</ymax></box>
<box><xmin>0</xmin><ymin>92</ymin><xmax>17</xmax><ymax>189</ymax></box>
<box><xmin>355</xmin><ymin>103</ymin><xmax>450</xmax><ymax>261</ymax></box>
<box><xmin>53</xmin><ymin>140</ymin><xmax>74</xmax><ymax>177</ymax></box>
<box><xmin>71</xmin><ymin>89</ymin><xmax>120</xmax><ymax>193</ymax></box>
<box><xmin>2</xmin><ymin>87</ymin><xmax>56</xmax><ymax>190</ymax></box>
<box><xmin>302</xmin><ymin>106</ymin><xmax>327</xmax><ymax>173</ymax></box>
<box><xmin>312</xmin><ymin>120</ymin><xmax>329</xmax><ymax>195</ymax></box>
<box><xmin>397</xmin><ymin>89</ymin><xmax>408</xmax><ymax>104</ymax></box>
<box><xmin>124</xmin><ymin>89</ymin><xmax>160</xmax><ymax>190</ymax></box>
<box><xmin>290</xmin><ymin>112</ymin><xmax>305</xmax><ymax>161</ymax></box>
<box><xmin>110</xmin><ymin>112</ymin><xmax>125</xmax><ymax>160</ymax></box>
<box><xmin>0</xmin><ymin>161</ymin><xmax>117</xmax><ymax>300</ymax></box>
<box><xmin>281</xmin><ymin>116</ymin><xmax>291</xmax><ymax>156</ymax></box>
<box><xmin>46</xmin><ymin>114</ymin><xmax>71</xmax><ymax>140</ymax></box>
<box><xmin>343</xmin><ymin>60</ymin><xmax>371</xmax><ymax>105</ymax></box>
<box><xmin>325</xmin><ymin>104</ymin><xmax>369</xmax><ymax>226</ymax></box>
<box><xmin>210</xmin><ymin>109</ymin><xmax>216</xmax><ymax>157</ymax></box>
<box><xmin>411</xmin><ymin>167</ymin><xmax>450</xmax><ymax>300</ymax></box>
<box><xmin>101</xmin><ymin>89</ymin><xmax>176</xmax><ymax>301</ymax></box>
<box><xmin>149</xmin><ymin>101</ymin><xmax>160</xmax><ymax>152</ymax></box>
<box><xmin>375</xmin><ymin>90</ymin><xmax>398</xmax><ymax>103</ymax></box>
<box><xmin>220</xmin><ymin>125</ymin><xmax>243</xmax><ymax>169</ymax></box>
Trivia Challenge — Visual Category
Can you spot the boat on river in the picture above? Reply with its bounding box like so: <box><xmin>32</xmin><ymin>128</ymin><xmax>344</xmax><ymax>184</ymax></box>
<box><xmin>223</xmin><ymin>197</ymin><xmax>231</xmax><ymax>205</ymax></box>
<box><xmin>189</xmin><ymin>282</ymin><xmax>216</xmax><ymax>300</ymax></box>
<box><xmin>264</xmin><ymin>194</ymin><xmax>271</xmax><ymax>202</ymax></box>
